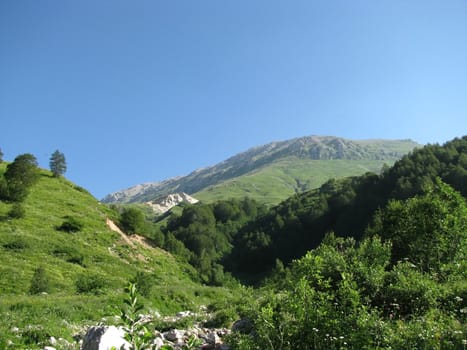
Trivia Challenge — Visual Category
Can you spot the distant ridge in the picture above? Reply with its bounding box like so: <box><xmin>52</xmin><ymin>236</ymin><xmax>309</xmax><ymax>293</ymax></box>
<box><xmin>102</xmin><ymin>135</ymin><xmax>420</xmax><ymax>204</ymax></box>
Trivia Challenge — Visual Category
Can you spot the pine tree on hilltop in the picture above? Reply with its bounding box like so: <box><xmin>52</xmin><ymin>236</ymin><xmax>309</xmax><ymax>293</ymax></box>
<box><xmin>49</xmin><ymin>150</ymin><xmax>67</xmax><ymax>177</ymax></box>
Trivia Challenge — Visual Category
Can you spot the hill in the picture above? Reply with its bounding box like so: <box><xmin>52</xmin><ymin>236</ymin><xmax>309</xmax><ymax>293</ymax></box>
<box><xmin>102</xmin><ymin>136</ymin><xmax>419</xmax><ymax>205</ymax></box>
<box><xmin>225</xmin><ymin>136</ymin><xmax>467</xmax><ymax>275</ymax></box>
<box><xmin>0</xmin><ymin>164</ymin><xmax>239</xmax><ymax>348</ymax></box>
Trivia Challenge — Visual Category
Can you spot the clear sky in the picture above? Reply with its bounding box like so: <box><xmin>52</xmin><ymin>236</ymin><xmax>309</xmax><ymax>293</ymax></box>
<box><xmin>1</xmin><ymin>1</ymin><xmax>466</xmax><ymax>199</ymax></box>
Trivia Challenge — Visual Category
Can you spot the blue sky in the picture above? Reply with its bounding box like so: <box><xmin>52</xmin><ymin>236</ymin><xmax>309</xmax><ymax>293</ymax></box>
<box><xmin>1</xmin><ymin>1</ymin><xmax>466</xmax><ymax>199</ymax></box>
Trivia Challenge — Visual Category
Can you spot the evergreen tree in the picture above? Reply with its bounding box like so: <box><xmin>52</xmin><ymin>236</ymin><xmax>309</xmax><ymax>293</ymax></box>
<box><xmin>0</xmin><ymin>147</ymin><xmax>3</xmax><ymax>163</ymax></box>
<box><xmin>49</xmin><ymin>150</ymin><xmax>67</xmax><ymax>177</ymax></box>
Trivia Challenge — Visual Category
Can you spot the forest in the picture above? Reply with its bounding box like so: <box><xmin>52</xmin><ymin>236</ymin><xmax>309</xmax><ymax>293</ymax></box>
<box><xmin>142</xmin><ymin>137</ymin><xmax>467</xmax><ymax>283</ymax></box>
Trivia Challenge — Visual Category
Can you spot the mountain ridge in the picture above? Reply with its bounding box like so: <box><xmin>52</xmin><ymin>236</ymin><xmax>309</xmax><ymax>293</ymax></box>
<box><xmin>102</xmin><ymin>135</ymin><xmax>420</xmax><ymax>204</ymax></box>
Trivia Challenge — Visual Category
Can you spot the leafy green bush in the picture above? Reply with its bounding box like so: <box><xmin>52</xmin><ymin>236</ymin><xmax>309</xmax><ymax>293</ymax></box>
<box><xmin>204</xmin><ymin>307</ymin><xmax>238</xmax><ymax>328</ymax></box>
<box><xmin>56</xmin><ymin>216</ymin><xmax>84</xmax><ymax>232</ymax></box>
<box><xmin>52</xmin><ymin>246</ymin><xmax>86</xmax><ymax>266</ymax></box>
<box><xmin>8</xmin><ymin>203</ymin><xmax>25</xmax><ymax>219</ymax></box>
<box><xmin>119</xmin><ymin>207</ymin><xmax>146</xmax><ymax>235</ymax></box>
<box><xmin>130</xmin><ymin>271</ymin><xmax>154</xmax><ymax>297</ymax></box>
<box><xmin>75</xmin><ymin>272</ymin><xmax>106</xmax><ymax>295</ymax></box>
<box><xmin>29</xmin><ymin>267</ymin><xmax>50</xmax><ymax>295</ymax></box>
<box><xmin>3</xmin><ymin>238</ymin><xmax>29</xmax><ymax>251</ymax></box>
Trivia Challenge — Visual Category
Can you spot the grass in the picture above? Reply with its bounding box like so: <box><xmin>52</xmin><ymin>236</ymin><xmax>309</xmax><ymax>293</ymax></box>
<box><xmin>194</xmin><ymin>158</ymin><xmax>395</xmax><ymax>205</ymax></box>
<box><xmin>0</xmin><ymin>164</ymin><xmax>244</xmax><ymax>349</ymax></box>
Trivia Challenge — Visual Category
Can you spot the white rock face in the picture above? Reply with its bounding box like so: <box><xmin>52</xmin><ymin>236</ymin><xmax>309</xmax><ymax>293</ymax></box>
<box><xmin>145</xmin><ymin>193</ymin><xmax>199</xmax><ymax>214</ymax></box>
<box><xmin>81</xmin><ymin>326</ymin><xmax>130</xmax><ymax>350</ymax></box>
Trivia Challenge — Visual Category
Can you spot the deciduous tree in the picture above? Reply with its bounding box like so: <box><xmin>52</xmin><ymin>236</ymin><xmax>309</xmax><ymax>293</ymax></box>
<box><xmin>4</xmin><ymin>153</ymin><xmax>39</xmax><ymax>201</ymax></box>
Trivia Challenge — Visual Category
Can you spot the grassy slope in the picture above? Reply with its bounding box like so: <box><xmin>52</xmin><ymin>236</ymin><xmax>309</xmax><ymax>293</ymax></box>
<box><xmin>194</xmin><ymin>157</ymin><xmax>393</xmax><ymax>205</ymax></box>
<box><xmin>0</xmin><ymin>164</ymin><xmax>237</xmax><ymax>347</ymax></box>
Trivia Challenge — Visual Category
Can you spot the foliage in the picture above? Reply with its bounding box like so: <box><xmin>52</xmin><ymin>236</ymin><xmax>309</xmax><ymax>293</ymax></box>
<box><xmin>29</xmin><ymin>266</ymin><xmax>50</xmax><ymax>295</ymax></box>
<box><xmin>56</xmin><ymin>216</ymin><xmax>84</xmax><ymax>232</ymax></box>
<box><xmin>229</xmin><ymin>229</ymin><xmax>467</xmax><ymax>349</ymax></box>
<box><xmin>8</xmin><ymin>203</ymin><xmax>25</xmax><ymax>219</ymax></box>
<box><xmin>116</xmin><ymin>283</ymin><xmax>203</xmax><ymax>350</ymax></box>
<box><xmin>0</xmin><ymin>161</ymin><xmax>243</xmax><ymax>348</ymax></box>
<box><xmin>75</xmin><ymin>272</ymin><xmax>106</xmax><ymax>295</ymax></box>
<box><xmin>120</xmin><ymin>207</ymin><xmax>146</xmax><ymax>235</ymax></box>
<box><xmin>118</xmin><ymin>283</ymin><xmax>155</xmax><ymax>350</ymax></box>
<box><xmin>367</xmin><ymin>178</ymin><xmax>467</xmax><ymax>272</ymax></box>
<box><xmin>49</xmin><ymin>149</ymin><xmax>67</xmax><ymax>177</ymax></box>
<box><xmin>227</xmin><ymin>136</ymin><xmax>467</xmax><ymax>277</ymax></box>
<box><xmin>162</xmin><ymin>197</ymin><xmax>266</xmax><ymax>285</ymax></box>
<box><xmin>2</xmin><ymin>153</ymin><xmax>39</xmax><ymax>201</ymax></box>
<box><xmin>130</xmin><ymin>271</ymin><xmax>154</xmax><ymax>298</ymax></box>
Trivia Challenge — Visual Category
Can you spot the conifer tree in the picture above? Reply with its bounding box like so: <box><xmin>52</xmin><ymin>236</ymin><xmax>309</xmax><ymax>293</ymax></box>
<box><xmin>49</xmin><ymin>150</ymin><xmax>67</xmax><ymax>177</ymax></box>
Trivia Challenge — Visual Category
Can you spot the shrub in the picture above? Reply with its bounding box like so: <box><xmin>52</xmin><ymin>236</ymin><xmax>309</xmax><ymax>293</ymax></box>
<box><xmin>3</xmin><ymin>238</ymin><xmax>28</xmax><ymax>251</ymax></box>
<box><xmin>8</xmin><ymin>203</ymin><xmax>25</xmax><ymax>219</ymax></box>
<box><xmin>52</xmin><ymin>246</ymin><xmax>86</xmax><ymax>266</ymax></box>
<box><xmin>75</xmin><ymin>272</ymin><xmax>106</xmax><ymax>295</ymax></box>
<box><xmin>130</xmin><ymin>271</ymin><xmax>153</xmax><ymax>297</ymax></box>
<box><xmin>29</xmin><ymin>266</ymin><xmax>50</xmax><ymax>295</ymax></box>
<box><xmin>119</xmin><ymin>207</ymin><xmax>146</xmax><ymax>235</ymax></box>
<box><xmin>57</xmin><ymin>216</ymin><xmax>83</xmax><ymax>232</ymax></box>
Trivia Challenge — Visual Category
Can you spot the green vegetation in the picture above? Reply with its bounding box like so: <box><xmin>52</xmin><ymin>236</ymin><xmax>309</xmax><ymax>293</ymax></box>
<box><xmin>227</xmin><ymin>181</ymin><xmax>467</xmax><ymax>349</ymax></box>
<box><xmin>195</xmin><ymin>158</ymin><xmax>397</xmax><ymax>205</ymax></box>
<box><xmin>0</xmin><ymin>136</ymin><xmax>466</xmax><ymax>349</ymax></box>
<box><xmin>119</xmin><ymin>206</ymin><xmax>147</xmax><ymax>234</ymax></box>
<box><xmin>0</xmin><ymin>153</ymin><xmax>39</xmax><ymax>202</ymax></box>
<box><xmin>0</xmin><ymin>163</ymin><xmax>244</xmax><ymax>349</ymax></box>
<box><xmin>49</xmin><ymin>149</ymin><xmax>67</xmax><ymax>177</ymax></box>
<box><xmin>225</xmin><ymin>136</ymin><xmax>467</xmax><ymax>277</ymax></box>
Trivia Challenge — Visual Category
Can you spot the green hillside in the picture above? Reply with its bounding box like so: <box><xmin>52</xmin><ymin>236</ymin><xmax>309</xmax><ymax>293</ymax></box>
<box><xmin>194</xmin><ymin>158</ymin><xmax>394</xmax><ymax>204</ymax></box>
<box><xmin>0</xmin><ymin>164</ymin><xmax>238</xmax><ymax>348</ymax></box>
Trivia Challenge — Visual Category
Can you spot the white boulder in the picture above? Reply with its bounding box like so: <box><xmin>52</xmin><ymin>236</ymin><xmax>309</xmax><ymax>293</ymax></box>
<box><xmin>81</xmin><ymin>326</ymin><xmax>130</xmax><ymax>350</ymax></box>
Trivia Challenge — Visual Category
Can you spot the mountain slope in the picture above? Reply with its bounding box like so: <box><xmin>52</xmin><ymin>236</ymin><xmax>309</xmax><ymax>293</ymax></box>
<box><xmin>226</xmin><ymin>136</ymin><xmax>467</xmax><ymax>275</ymax></box>
<box><xmin>0</xmin><ymin>165</ymin><xmax>237</xmax><ymax>347</ymax></box>
<box><xmin>103</xmin><ymin>136</ymin><xmax>420</xmax><ymax>205</ymax></box>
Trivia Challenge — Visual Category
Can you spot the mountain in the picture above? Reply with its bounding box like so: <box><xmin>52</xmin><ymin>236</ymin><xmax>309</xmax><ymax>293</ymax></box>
<box><xmin>103</xmin><ymin>135</ymin><xmax>420</xmax><ymax>205</ymax></box>
<box><xmin>225</xmin><ymin>136</ymin><xmax>467</xmax><ymax>275</ymax></box>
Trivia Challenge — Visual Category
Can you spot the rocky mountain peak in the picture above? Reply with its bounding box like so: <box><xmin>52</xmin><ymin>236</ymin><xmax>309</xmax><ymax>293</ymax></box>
<box><xmin>102</xmin><ymin>135</ymin><xmax>420</xmax><ymax>204</ymax></box>
<box><xmin>144</xmin><ymin>193</ymin><xmax>199</xmax><ymax>214</ymax></box>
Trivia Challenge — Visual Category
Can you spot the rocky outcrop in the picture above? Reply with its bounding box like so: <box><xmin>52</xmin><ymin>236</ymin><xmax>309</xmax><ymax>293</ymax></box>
<box><xmin>145</xmin><ymin>193</ymin><xmax>199</xmax><ymax>214</ymax></box>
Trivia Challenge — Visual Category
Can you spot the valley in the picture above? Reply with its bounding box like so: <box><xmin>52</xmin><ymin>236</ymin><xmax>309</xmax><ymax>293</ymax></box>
<box><xmin>0</xmin><ymin>135</ymin><xmax>466</xmax><ymax>349</ymax></box>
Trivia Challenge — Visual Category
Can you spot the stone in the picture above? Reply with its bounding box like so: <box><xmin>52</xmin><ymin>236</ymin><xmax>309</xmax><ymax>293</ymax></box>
<box><xmin>163</xmin><ymin>329</ymin><xmax>184</xmax><ymax>342</ymax></box>
<box><xmin>176</xmin><ymin>310</ymin><xmax>193</xmax><ymax>318</ymax></box>
<box><xmin>49</xmin><ymin>336</ymin><xmax>57</xmax><ymax>345</ymax></box>
<box><xmin>81</xmin><ymin>325</ymin><xmax>130</xmax><ymax>350</ymax></box>
<box><xmin>152</xmin><ymin>336</ymin><xmax>164</xmax><ymax>349</ymax></box>
<box><xmin>205</xmin><ymin>332</ymin><xmax>220</xmax><ymax>345</ymax></box>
